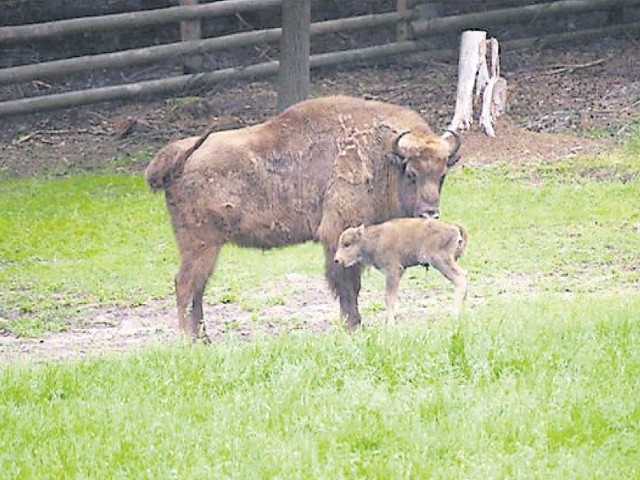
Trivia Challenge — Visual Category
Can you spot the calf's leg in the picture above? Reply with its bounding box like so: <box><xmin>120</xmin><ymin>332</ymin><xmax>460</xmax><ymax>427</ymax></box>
<box><xmin>430</xmin><ymin>254</ymin><xmax>468</xmax><ymax>316</ymax></box>
<box><xmin>175</xmin><ymin>243</ymin><xmax>220</xmax><ymax>342</ymax></box>
<box><xmin>384</xmin><ymin>267</ymin><xmax>403</xmax><ymax>325</ymax></box>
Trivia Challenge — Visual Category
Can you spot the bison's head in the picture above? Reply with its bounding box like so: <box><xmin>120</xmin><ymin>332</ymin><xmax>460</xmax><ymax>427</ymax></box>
<box><xmin>389</xmin><ymin>129</ymin><xmax>461</xmax><ymax>219</ymax></box>
<box><xmin>334</xmin><ymin>225</ymin><xmax>365</xmax><ymax>268</ymax></box>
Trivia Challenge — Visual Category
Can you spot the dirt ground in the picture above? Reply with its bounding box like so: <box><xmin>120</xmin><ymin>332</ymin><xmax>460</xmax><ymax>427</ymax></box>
<box><xmin>1</xmin><ymin>35</ymin><xmax>639</xmax><ymax>361</ymax></box>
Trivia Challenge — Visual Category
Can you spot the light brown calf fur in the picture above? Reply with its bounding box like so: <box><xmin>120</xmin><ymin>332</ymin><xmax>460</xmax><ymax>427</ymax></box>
<box><xmin>334</xmin><ymin>218</ymin><xmax>468</xmax><ymax>324</ymax></box>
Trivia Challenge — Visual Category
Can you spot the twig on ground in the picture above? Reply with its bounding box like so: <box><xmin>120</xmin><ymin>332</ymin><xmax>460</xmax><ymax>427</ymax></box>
<box><xmin>541</xmin><ymin>58</ymin><xmax>606</xmax><ymax>75</ymax></box>
<box><xmin>14</xmin><ymin>133</ymin><xmax>34</xmax><ymax>144</ymax></box>
<box><xmin>12</xmin><ymin>128</ymin><xmax>95</xmax><ymax>145</ymax></box>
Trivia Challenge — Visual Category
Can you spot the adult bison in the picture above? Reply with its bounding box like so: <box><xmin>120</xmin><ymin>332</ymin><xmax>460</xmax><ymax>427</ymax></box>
<box><xmin>145</xmin><ymin>95</ymin><xmax>461</xmax><ymax>341</ymax></box>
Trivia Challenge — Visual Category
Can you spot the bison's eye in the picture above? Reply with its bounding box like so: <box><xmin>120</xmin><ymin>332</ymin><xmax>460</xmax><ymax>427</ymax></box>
<box><xmin>342</xmin><ymin>242</ymin><xmax>351</xmax><ymax>248</ymax></box>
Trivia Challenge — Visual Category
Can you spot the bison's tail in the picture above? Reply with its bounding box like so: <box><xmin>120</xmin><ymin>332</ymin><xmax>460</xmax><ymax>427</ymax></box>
<box><xmin>454</xmin><ymin>223</ymin><xmax>468</xmax><ymax>260</ymax></box>
<box><xmin>145</xmin><ymin>125</ymin><xmax>215</xmax><ymax>191</ymax></box>
<box><xmin>145</xmin><ymin>143</ymin><xmax>183</xmax><ymax>191</ymax></box>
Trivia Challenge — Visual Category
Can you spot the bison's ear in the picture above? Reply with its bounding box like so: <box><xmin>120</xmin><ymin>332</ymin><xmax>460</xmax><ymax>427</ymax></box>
<box><xmin>357</xmin><ymin>224</ymin><xmax>365</xmax><ymax>234</ymax></box>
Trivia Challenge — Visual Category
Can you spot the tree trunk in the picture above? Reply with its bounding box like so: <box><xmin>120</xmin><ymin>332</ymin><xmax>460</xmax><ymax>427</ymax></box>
<box><xmin>277</xmin><ymin>0</ymin><xmax>310</xmax><ymax>111</ymax></box>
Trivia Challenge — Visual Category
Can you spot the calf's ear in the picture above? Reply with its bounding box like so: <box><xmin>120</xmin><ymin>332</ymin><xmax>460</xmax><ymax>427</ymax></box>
<box><xmin>357</xmin><ymin>224</ymin><xmax>365</xmax><ymax>235</ymax></box>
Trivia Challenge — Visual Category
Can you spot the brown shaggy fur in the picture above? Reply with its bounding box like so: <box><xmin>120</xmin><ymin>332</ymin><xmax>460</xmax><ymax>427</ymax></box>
<box><xmin>145</xmin><ymin>95</ymin><xmax>461</xmax><ymax>340</ymax></box>
<box><xmin>334</xmin><ymin>218</ymin><xmax>468</xmax><ymax>324</ymax></box>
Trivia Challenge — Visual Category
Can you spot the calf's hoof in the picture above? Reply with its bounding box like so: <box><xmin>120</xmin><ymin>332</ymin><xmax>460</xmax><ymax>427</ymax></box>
<box><xmin>181</xmin><ymin>322</ymin><xmax>211</xmax><ymax>345</ymax></box>
<box><xmin>196</xmin><ymin>324</ymin><xmax>211</xmax><ymax>345</ymax></box>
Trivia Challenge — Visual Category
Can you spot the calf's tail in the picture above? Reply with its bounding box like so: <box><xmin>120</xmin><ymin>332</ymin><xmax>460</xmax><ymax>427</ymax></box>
<box><xmin>145</xmin><ymin>125</ymin><xmax>215</xmax><ymax>191</ymax></box>
<box><xmin>454</xmin><ymin>224</ymin><xmax>468</xmax><ymax>260</ymax></box>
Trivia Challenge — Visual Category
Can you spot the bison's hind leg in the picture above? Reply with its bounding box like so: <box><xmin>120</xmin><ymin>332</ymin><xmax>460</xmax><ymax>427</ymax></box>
<box><xmin>175</xmin><ymin>243</ymin><xmax>220</xmax><ymax>342</ymax></box>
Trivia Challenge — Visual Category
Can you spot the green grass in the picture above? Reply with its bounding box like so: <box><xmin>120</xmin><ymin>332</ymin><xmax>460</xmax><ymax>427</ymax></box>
<box><xmin>0</xmin><ymin>176</ymin><xmax>322</xmax><ymax>335</ymax></box>
<box><xmin>443</xmin><ymin>155</ymin><xmax>639</xmax><ymax>275</ymax></box>
<box><xmin>1</xmin><ymin>295</ymin><xmax>639</xmax><ymax>478</ymax></box>
<box><xmin>1</xmin><ymin>133</ymin><xmax>639</xmax><ymax>476</ymax></box>
<box><xmin>1</xmin><ymin>149</ymin><xmax>638</xmax><ymax>335</ymax></box>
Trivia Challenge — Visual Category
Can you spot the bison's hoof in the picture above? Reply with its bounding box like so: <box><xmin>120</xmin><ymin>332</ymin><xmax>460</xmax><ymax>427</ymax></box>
<box><xmin>345</xmin><ymin>320</ymin><xmax>361</xmax><ymax>333</ymax></box>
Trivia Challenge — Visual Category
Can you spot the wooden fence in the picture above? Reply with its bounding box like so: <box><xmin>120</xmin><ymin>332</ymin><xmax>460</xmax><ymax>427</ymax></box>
<box><xmin>0</xmin><ymin>0</ymin><xmax>638</xmax><ymax>117</ymax></box>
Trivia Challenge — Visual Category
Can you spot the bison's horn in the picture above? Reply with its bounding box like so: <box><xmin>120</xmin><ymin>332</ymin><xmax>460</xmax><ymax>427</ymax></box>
<box><xmin>442</xmin><ymin>129</ymin><xmax>461</xmax><ymax>165</ymax></box>
<box><xmin>391</xmin><ymin>130</ymin><xmax>412</xmax><ymax>158</ymax></box>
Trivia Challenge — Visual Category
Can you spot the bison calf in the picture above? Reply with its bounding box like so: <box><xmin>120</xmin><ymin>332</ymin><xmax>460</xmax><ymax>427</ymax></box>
<box><xmin>334</xmin><ymin>218</ymin><xmax>468</xmax><ymax>324</ymax></box>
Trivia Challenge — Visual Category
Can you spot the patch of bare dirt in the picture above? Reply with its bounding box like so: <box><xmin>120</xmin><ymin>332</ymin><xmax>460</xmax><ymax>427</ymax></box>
<box><xmin>3</xmin><ymin>266</ymin><xmax>638</xmax><ymax>363</ymax></box>
<box><xmin>460</xmin><ymin>116</ymin><xmax>609</xmax><ymax>165</ymax></box>
<box><xmin>2</xmin><ymin>36</ymin><xmax>639</xmax><ymax>178</ymax></box>
<box><xmin>0</xmin><ymin>275</ymin><xmax>337</xmax><ymax>363</ymax></box>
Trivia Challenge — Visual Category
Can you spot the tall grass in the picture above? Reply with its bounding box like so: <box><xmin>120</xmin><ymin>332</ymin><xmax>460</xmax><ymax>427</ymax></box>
<box><xmin>1</xmin><ymin>295</ymin><xmax>639</xmax><ymax>478</ymax></box>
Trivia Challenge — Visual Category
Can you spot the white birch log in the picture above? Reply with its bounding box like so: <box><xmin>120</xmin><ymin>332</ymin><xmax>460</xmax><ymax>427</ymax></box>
<box><xmin>475</xmin><ymin>39</ymin><xmax>489</xmax><ymax>98</ymax></box>
<box><xmin>479</xmin><ymin>38</ymin><xmax>507</xmax><ymax>136</ymax></box>
<box><xmin>479</xmin><ymin>77</ymin><xmax>499</xmax><ymax>137</ymax></box>
<box><xmin>492</xmin><ymin>77</ymin><xmax>508</xmax><ymax>117</ymax></box>
<box><xmin>447</xmin><ymin>30</ymin><xmax>487</xmax><ymax>132</ymax></box>
<box><xmin>488</xmin><ymin>37</ymin><xmax>500</xmax><ymax>77</ymax></box>
<box><xmin>449</xmin><ymin>30</ymin><xmax>508</xmax><ymax>137</ymax></box>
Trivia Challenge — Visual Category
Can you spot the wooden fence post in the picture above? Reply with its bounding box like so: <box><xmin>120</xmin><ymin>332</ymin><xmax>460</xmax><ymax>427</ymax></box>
<box><xmin>180</xmin><ymin>0</ymin><xmax>203</xmax><ymax>73</ymax></box>
<box><xmin>396</xmin><ymin>0</ymin><xmax>409</xmax><ymax>40</ymax></box>
<box><xmin>277</xmin><ymin>0</ymin><xmax>310</xmax><ymax>111</ymax></box>
<box><xmin>607</xmin><ymin>5</ymin><xmax>625</xmax><ymax>25</ymax></box>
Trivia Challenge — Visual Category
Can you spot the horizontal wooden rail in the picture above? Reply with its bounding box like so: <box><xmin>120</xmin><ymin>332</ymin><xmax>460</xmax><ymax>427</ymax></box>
<box><xmin>0</xmin><ymin>38</ymin><xmax>430</xmax><ymax>117</ymax></box>
<box><xmin>412</xmin><ymin>0</ymin><xmax>640</xmax><ymax>36</ymax></box>
<box><xmin>2</xmin><ymin>20</ymin><xmax>638</xmax><ymax>118</ymax></box>
<box><xmin>0</xmin><ymin>0</ymin><xmax>282</xmax><ymax>44</ymax></box>
<box><xmin>505</xmin><ymin>19</ymin><xmax>640</xmax><ymax>49</ymax></box>
<box><xmin>0</xmin><ymin>10</ymin><xmax>416</xmax><ymax>86</ymax></box>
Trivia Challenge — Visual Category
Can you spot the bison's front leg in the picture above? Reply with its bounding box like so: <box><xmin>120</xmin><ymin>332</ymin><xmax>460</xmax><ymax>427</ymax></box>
<box><xmin>175</xmin><ymin>243</ymin><xmax>220</xmax><ymax>343</ymax></box>
<box><xmin>318</xmin><ymin>215</ymin><xmax>363</xmax><ymax>330</ymax></box>
<box><xmin>322</xmin><ymin>244</ymin><xmax>363</xmax><ymax>330</ymax></box>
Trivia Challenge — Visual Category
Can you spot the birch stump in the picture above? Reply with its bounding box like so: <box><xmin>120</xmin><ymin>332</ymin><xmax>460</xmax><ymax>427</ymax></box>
<box><xmin>448</xmin><ymin>30</ymin><xmax>507</xmax><ymax>137</ymax></box>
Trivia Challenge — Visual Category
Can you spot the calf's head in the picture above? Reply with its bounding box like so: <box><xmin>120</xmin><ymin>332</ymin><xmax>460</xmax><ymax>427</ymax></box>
<box><xmin>390</xmin><ymin>130</ymin><xmax>461</xmax><ymax>219</ymax></box>
<box><xmin>334</xmin><ymin>225</ymin><xmax>366</xmax><ymax>268</ymax></box>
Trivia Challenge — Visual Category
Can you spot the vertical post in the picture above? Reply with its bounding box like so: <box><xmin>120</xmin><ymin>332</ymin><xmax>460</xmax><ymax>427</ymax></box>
<box><xmin>607</xmin><ymin>6</ymin><xmax>625</xmax><ymax>25</ymax></box>
<box><xmin>396</xmin><ymin>0</ymin><xmax>409</xmax><ymax>40</ymax></box>
<box><xmin>277</xmin><ymin>0</ymin><xmax>310</xmax><ymax>112</ymax></box>
<box><xmin>180</xmin><ymin>0</ymin><xmax>203</xmax><ymax>74</ymax></box>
